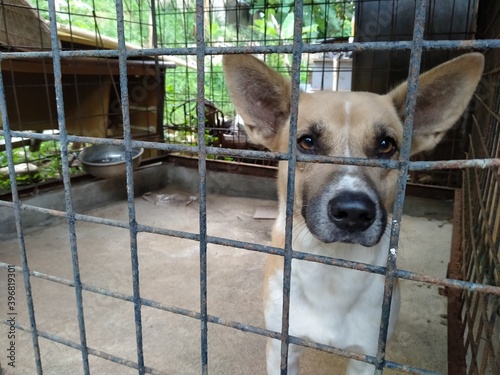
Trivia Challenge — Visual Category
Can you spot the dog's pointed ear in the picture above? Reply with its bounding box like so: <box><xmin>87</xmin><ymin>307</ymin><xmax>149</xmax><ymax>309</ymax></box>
<box><xmin>388</xmin><ymin>53</ymin><xmax>484</xmax><ymax>156</ymax></box>
<box><xmin>223</xmin><ymin>54</ymin><xmax>291</xmax><ymax>150</ymax></box>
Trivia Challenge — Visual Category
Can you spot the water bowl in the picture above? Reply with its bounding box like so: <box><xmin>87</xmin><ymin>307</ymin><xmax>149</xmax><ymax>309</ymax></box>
<box><xmin>78</xmin><ymin>144</ymin><xmax>144</xmax><ymax>179</ymax></box>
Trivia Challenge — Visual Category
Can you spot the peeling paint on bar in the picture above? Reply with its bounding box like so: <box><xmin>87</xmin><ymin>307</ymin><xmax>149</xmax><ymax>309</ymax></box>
<box><xmin>1</xmin><ymin>321</ymin><xmax>165</xmax><ymax>375</ymax></box>
<box><xmin>278</xmin><ymin>2</ymin><xmax>305</xmax><ymax>372</ymax></box>
<box><xmin>3</xmin><ymin>130</ymin><xmax>497</xmax><ymax>171</ymax></box>
<box><xmin>1</xmin><ymin>201</ymin><xmax>499</xmax><ymax>299</ymax></box>
<box><xmin>1</xmin><ymin>0</ymin><xmax>499</xmax><ymax>374</ymax></box>
<box><xmin>195</xmin><ymin>0</ymin><xmax>209</xmax><ymax>372</ymax></box>
<box><xmin>0</xmin><ymin>260</ymin><xmax>466</xmax><ymax>375</ymax></box>
<box><xmin>49</xmin><ymin>0</ymin><xmax>92</xmax><ymax>372</ymax></box>
<box><xmin>0</xmin><ymin>56</ymin><xmax>43</xmax><ymax>375</ymax></box>
<box><xmin>375</xmin><ymin>0</ymin><xmax>428</xmax><ymax>372</ymax></box>
<box><xmin>0</xmin><ymin>39</ymin><xmax>500</xmax><ymax>61</ymax></box>
<box><xmin>114</xmin><ymin>0</ymin><xmax>147</xmax><ymax>372</ymax></box>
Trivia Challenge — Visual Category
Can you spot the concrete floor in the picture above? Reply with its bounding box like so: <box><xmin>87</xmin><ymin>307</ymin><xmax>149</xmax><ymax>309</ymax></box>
<box><xmin>0</xmin><ymin>186</ymin><xmax>453</xmax><ymax>375</ymax></box>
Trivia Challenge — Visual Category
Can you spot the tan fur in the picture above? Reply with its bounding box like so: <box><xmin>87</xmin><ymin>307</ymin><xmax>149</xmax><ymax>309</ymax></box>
<box><xmin>223</xmin><ymin>53</ymin><xmax>484</xmax><ymax>375</ymax></box>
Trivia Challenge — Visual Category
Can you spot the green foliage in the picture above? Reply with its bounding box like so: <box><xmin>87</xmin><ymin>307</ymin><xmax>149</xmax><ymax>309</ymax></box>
<box><xmin>2</xmin><ymin>0</ymin><xmax>354</xmax><ymax>188</ymax></box>
<box><xmin>27</xmin><ymin>0</ymin><xmax>151</xmax><ymax>45</ymax></box>
<box><xmin>0</xmin><ymin>137</ymin><xmax>82</xmax><ymax>192</ymax></box>
<box><xmin>252</xmin><ymin>0</ymin><xmax>354</xmax><ymax>41</ymax></box>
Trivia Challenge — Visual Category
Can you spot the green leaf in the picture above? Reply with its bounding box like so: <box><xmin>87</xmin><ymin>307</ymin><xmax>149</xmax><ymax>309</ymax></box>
<box><xmin>281</xmin><ymin>12</ymin><xmax>295</xmax><ymax>40</ymax></box>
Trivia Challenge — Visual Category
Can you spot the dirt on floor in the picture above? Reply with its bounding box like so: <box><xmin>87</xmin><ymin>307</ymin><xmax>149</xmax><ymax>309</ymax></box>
<box><xmin>0</xmin><ymin>187</ymin><xmax>453</xmax><ymax>375</ymax></box>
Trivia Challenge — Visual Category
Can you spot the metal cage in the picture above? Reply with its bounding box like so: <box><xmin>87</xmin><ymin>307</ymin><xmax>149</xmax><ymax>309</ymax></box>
<box><xmin>0</xmin><ymin>0</ymin><xmax>499</xmax><ymax>374</ymax></box>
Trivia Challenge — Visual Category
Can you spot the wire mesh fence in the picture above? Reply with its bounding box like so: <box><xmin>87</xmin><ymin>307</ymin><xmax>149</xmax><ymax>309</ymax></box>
<box><xmin>0</xmin><ymin>0</ymin><xmax>499</xmax><ymax>374</ymax></box>
<box><xmin>459</xmin><ymin>1</ymin><xmax>500</xmax><ymax>373</ymax></box>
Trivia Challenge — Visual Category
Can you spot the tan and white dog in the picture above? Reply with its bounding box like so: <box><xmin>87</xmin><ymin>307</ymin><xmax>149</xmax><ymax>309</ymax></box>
<box><xmin>223</xmin><ymin>53</ymin><xmax>484</xmax><ymax>374</ymax></box>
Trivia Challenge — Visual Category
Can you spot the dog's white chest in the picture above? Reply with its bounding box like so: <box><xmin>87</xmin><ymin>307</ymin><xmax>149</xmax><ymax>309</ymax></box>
<box><xmin>265</xmin><ymin>233</ymin><xmax>395</xmax><ymax>352</ymax></box>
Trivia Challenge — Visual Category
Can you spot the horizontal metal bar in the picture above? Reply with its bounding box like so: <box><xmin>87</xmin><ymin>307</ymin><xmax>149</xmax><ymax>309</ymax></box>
<box><xmin>298</xmin><ymin>154</ymin><xmax>399</xmax><ymax>169</ymax></box>
<box><xmin>394</xmin><ymin>269</ymin><xmax>500</xmax><ymax>295</ymax></box>
<box><xmin>288</xmin><ymin>336</ymin><xmax>442</xmax><ymax>375</ymax></box>
<box><xmin>0</xmin><ymin>263</ymin><xmax>445</xmax><ymax>374</ymax></box>
<box><xmin>0</xmin><ymin>320</ymin><xmax>165</xmax><ymax>375</ymax></box>
<box><xmin>1</xmin><ymin>130</ymin><xmax>498</xmax><ymax>171</ymax></box>
<box><xmin>408</xmin><ymin>158</ymin><xmax>500</xmax><ymax>171</ymax></box>
<box><xmin>0</xmin><ymin>39</ymin><xmax>499</xmax><ymax>61</ymax></box>
<box><xmin>383</xmin><ymin>360</ymin><xmax>443</xmax><ymax>375</ymax></box>
<box><xmin>0</xmin><ymin>54</ymin><xmax>44</xmax><ymax>374</ymax></box>
<box><xmin>0</xmin><ymin>131</ymin><xmax>288</xmax><ymax>162</ymax></box>
<box><xmin>0</xmin><ymin>199</ymin><xmax>203</xmax><ymax>241</ymax></box>
<box><xmin>0</xmin><ymin>262</ymin><xmax>279</xmax><ymax>338</ymax></box>
<box><xmin>0</xmin><ymin>317</ymin><xmax>442</xmax><ymax>375</ymax></box>
<box><xmin>2</xmin><ymin>197</ymin><xmax>500</xmax><ymax>297</ymax></box>
<box><xmin>2</xmin><ymin>199</ymin><xmax>500</xmax><ymax>296</ymax></box>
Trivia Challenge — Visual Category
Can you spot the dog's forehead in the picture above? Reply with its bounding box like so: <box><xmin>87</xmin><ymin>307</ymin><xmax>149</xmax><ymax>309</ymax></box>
<box><xmin>297</xmin><ymin>91</ymin><xmax>401</xmax><ymax>133</ymax></box>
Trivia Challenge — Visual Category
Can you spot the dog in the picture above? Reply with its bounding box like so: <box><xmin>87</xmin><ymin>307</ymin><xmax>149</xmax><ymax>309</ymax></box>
<box><xmin>223</xmin><ymin>53</ymin><xmax>484</xmax><ymax>374</ymax></box>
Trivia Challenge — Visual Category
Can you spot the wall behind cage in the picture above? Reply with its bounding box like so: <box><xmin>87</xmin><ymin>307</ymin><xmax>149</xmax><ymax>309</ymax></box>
<box><xmin>354</xmin><ymin>0</ymin><xmax>479</xmax><ymax>188</ymax></box>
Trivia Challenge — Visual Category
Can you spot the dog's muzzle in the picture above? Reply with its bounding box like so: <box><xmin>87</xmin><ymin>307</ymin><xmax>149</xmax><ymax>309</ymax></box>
<box><xmin>302</xmin><ymin>181</ymin><xmax>387</xmax><ymax>247</ymax></box>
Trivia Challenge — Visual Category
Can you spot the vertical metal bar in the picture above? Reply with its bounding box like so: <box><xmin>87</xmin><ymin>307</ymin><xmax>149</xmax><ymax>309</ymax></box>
<box><xmin>0</xmin><ymin>56</ymin><xmax>43</xmax><ymax>375</ymax></box>
<box><xmin>46</xmin><ymin>0</ymin><xmax>90</xmax><ymax>373</ymax></box>
<box><xmin>375</xmin><ymin>0</ymin><xmax>428</xmax><ymax>373</ymax></box>
<box><xmin>114</xmin><ymin>0</ymin><xmax>145</xmax><ymax>373</ymax></box>
<box><xmin>195</xmin><ymin>0</ymin><xmax>208</xmax><ymax>373</ymax></box>
<box><xmin>279</xmin><ymin>2</ymin><xmax>304</xmax><ymax>374</ymax></box>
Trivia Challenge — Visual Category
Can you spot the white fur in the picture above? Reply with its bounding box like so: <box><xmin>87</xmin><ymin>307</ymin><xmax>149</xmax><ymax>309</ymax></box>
<box><xmin>342</xmin><ymin>100</ymin><xmax>352</xmax><ymax>158</ymax></box>
<box><xmin>266</xmin><ymin>214</ymin><xmax>400</xmax><ymax>375</ymax></box>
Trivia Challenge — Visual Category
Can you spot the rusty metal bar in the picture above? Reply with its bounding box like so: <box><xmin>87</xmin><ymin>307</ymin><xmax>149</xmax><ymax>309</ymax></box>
<box><xmin>46</xmin><ymin>0</ymin><xmax>90</xmax><ymax>373</ymax></box>
<box><xmin>0</xmin><ymin>59</ymin><xmax>43</xmax><ymax>375</ymax></box>
<box><xmin>2</xmin><ymin>199</ymin><xmax>500</xmax><ymax>298</ymax></box>
<box><xmin>376</xmin><ymin>0</ymin><xmax>428</xmax><ymax>372</ymax></box>
<box><xmin>2</xmin><ymin>321</ymin><xmax>165</xmax><ymax>375</ymax></box>
<box><xmin>1</xmin><ymin>1</ymin><xmax>499</xmax><ymax>374</ymax></box>
<box><xmin>0</xmin><ymin>262</ymin><xmax>448</xmax><ymax>375</ymax></box>
<box><xmin>0</xmin><ymin>39</ymin><xmax>499</xmax><ymax>61</ymax></box>
<box><xmin>195</xmin><ymin>0</ymin><xmax>209</xmax><ymax>372</ymax></box>
<box><xmin>114</xmin><ymin>0</ymin><xmax>146</xmax><ymax>372</ymax></box>
<box><xmin>449</xmin><ymin>187</ymin><xmax>480</xmax><ymax>375</ymax></box>
<box><xmin>2</xmin><ymin>130</ymin><xmax>498</xmax><ymax>171</ymax></box>
<box><xmin>278</xmin><ymin>1</ymin><xmax>305</xmax><ymax>373</ymax></box>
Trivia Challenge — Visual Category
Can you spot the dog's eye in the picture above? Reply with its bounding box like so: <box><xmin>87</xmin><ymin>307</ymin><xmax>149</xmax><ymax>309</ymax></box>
<box><xmin>298</xmin><ymin>136</ymin><xmax>315</xmax><ymax>153</ymax></box>
<box><xmin>377</xmin><ymin>137</ymin><xmax>397</xmax><ymax>158</ymax></box>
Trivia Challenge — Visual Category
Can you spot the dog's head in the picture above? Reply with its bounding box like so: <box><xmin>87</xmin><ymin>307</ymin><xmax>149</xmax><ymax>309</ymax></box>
<box><xmin>223</xmin><ymin>53</ymin><xmax>484</xmax><ymax>247</ymax></box>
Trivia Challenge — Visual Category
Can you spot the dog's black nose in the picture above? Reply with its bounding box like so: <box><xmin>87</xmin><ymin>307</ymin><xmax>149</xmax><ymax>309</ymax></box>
<box><xmin>328</xmin><ymin>193</ymin><xmax>376</xmax><ymax>232</ymax></box>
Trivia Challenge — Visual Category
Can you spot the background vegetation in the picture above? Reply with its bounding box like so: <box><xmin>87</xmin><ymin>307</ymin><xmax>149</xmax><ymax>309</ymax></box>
<box><xmin>1</xmin><ymin>0</ymin><xmax>354</xmax><ymax>192</ymax></box>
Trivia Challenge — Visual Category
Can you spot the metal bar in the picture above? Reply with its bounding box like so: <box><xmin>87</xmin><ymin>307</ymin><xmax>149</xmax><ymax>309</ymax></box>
<box><xmin>114</xmin><ymin>0</ymin><xmax>145</xmax><ymax>373</ymax></box>
<box><xmin>0</xmin><ymin>263</ymin><xmax>449</xmax><ymax>375</ymax></box>
<box><xmin>2</xmin><ymin>196</ymin><xmax>500</xmax><ymax>297</ymax></box>
<box><xmin>0</xmin><ymin>315</ymin><xmax>442</xmax><ymax>375</ymax></box>
<box><xmin>2</xmin><ymin>130</ymin><xmax>498</xmax><ymax>170</ymax></box>
<box><xmin>1</xmin><ymin>321</ymin><xmax>165</xmax><ymax>375</ymax></box>
<box><xmin>376</xmin><ymin>0</ymin><xmax>428</xmax><ymax>373</ymax></box>
<box><xmin>0</xmin><ymin>60</ymin><xmax>43</xmax><ymax>375</ymax></box>
<box><xmin>408</xmin><ymin>158</ymin><xmax>500</xmax><ymax>171</ymax></box>
<box><xmin>0</xmin><ymin>3</ymin><xmax>498</xmax><ymax>374</ymax></box>
<box><xmin>195</xmin><ymin>0</ymin><xmax>208</xmax><ymax>373</ymax></box>
<box><xmin>2</xmin><ymin>173</ymin><xmax>500</xmax><ymax>293</ymax></box>
<box><xmin>46</xmin><ymin>0</ymin><xmax>90</xmax><ymax>373</ymax></box>
<box><xmin>0</xmin><ymin>38</ymin><xmax>500</xmax><ymax>60</ymax></box>
<box><xmin>4</xmin><ymin>258</ymin><xmax>500</xmax><ymax>347</ymax></box>
<box><xmin>278</xmin><ymin>2</ymin><xmax>304</xmax><ymax>373</ymax></box>
<box><xmin>450</xmin><ymin>188</ymin><xmax>482</xmax><ymax>375</ymax></box>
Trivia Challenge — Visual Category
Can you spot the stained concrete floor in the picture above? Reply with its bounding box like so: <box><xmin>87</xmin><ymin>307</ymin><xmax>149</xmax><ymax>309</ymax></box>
<box><xmin>0</xmin><ymin>187</ymin><xmax>453</xmax><ymax>375</ymax></box>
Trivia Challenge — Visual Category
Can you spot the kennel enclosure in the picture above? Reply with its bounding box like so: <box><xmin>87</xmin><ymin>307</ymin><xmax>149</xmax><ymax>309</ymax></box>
<box><xmin>0</xmin><ymin>0</ymin><xmax>499</xmax><ymax>374</ymax></box>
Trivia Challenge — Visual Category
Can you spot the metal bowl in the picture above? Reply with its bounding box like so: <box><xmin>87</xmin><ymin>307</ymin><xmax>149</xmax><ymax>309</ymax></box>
<box><xmin>78</xmin><ymin>144</ymin><xmax>144</xmax><ymax>179</ymax></box>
